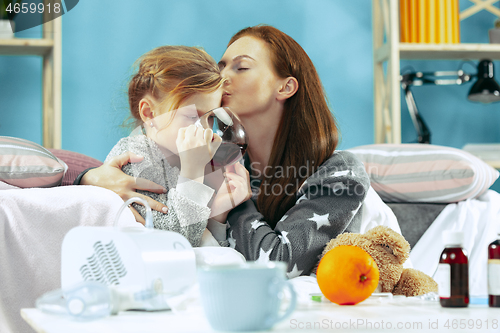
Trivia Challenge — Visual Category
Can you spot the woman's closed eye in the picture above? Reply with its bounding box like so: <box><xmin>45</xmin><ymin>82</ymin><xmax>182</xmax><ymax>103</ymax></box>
<box><xmin>234</xmin><ymin>61</ymin><xmax>251</xmax><ymax>71</ymax></box>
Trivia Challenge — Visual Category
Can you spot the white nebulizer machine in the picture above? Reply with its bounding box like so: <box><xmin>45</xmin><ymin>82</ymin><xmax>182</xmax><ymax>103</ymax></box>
<box><xmin>36</xmin><ymin>197</ymin><xmax>197</xmax><ymax>320</ymax></box>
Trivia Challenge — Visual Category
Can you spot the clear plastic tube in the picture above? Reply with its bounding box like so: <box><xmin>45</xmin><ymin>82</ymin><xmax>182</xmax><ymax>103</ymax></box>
<box><xmin>113</xmin><ymin>197</ymin><xmax>153</xmax><ymax>229</ymax></box>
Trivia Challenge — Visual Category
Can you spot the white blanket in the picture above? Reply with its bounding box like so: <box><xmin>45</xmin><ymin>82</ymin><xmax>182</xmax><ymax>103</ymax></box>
<box><xmin>0</xmin><ymin>186</ymin><xmax>138</xmax><ymax>333</ymax></box>
<box><xmin>360</xmin><ymin>186</ymin><xmax>403</xmax><ymax>235</ymax></box>
<box><xmin>411</xmin><ymin>190</ymin><xmax>500</xmax><ymax>297</ymax></box>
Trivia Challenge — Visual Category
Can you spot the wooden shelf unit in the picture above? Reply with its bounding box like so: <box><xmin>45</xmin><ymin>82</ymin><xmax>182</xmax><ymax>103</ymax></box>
<box><xmin>373</xmin><ymin>0</ymin><xmax>500</xmax><ymax>144</ymax></box>
<box><xmin>0</xmin><ymin>10</ymin><xmax>62</xmax><ymax>149</ymax></box>
<box><xmin>0</xmin><ymin>38</ymin><xmax>54</xmax><ymax>56</ymax></box>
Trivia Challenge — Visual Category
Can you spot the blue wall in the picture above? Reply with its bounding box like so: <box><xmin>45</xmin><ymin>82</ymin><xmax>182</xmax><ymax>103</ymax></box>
<box><xmin>1</xmin><ymin>0</ymin><xmax>499</xmax><ymax>189</ymax></box>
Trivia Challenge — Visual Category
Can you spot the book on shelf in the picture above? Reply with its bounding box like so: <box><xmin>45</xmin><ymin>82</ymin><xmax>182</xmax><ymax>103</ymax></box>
<box><xmin>427</xmin><ymin>0</ymin><xmax>436</xmax><ymax>43</ymax></box>
<box><xmin>418</xmin><ymin>0</ymin><xmax>427</xmax><ymax>43</ymax></box>
<box><xmin>451</xmin><ymin>0</ymin><xmax>460</xmax><ymax>43</ymax></box>
<box><xmin>437</xmin><ymin>0</ymin><xmax>446</xmax><ymax>43</ymax></box>
<box><xmin>400</xmin><ymin>0</ymin><xmax>411</xmax><ymax>42</ymax></box>
<box><xmin>410</xmin><ymin>0</ymin><xmax>418</xmax><ymax>42</ymax></box>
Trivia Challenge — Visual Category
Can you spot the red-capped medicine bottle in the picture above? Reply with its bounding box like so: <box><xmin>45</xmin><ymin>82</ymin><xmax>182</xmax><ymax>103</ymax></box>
<box><xmin>435</xmin><ymin>231</ymin><xmax>469</xmax><ymax>307</ymax></box>
<box><xmin>488</xmin><ymin>223</ymin><xmax>500</xmax><ymax>307</ymax></box>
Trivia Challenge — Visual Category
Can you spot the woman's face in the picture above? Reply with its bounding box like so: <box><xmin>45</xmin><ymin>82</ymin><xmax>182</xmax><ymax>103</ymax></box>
<box><xmin>219</xmin><ymin>36</ymin><xmax>282</xmax><ymax>117</ymax></box>
<box><xmin>150</xmin><ymin>89</ymin><xmax>222</xmax><ymax>154</ymax></box>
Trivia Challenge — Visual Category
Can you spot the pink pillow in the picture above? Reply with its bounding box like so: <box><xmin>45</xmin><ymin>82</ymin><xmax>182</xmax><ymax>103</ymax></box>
<box><xmin>348</xmin><ymin>144</ymin><xmax>499</xmax><ymax>203</ymax></box>
<box><xmin>0</xmin><ymin>180</ymin><xmax>20</xmax><ymax>190</ymax></box>
<box><xmin>48</xmin><ymin>149</ymin><xmax>103</xmax><ymax>186</ymax></box>
<box><xmin>0</xmin><ymin>136</ymin><xmax>67</xmax><ymax>188</ymax></box>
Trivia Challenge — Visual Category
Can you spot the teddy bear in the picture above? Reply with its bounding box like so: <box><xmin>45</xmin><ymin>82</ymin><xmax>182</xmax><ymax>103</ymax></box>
<box><xmin>319</xmin><ymin>225</ymin><xmax>438</xmax><ymax>297</ymax></box>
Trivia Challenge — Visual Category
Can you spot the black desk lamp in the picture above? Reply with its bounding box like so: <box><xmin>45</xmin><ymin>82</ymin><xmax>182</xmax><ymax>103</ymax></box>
<box><xmin>468</xmin><ymin>60</ymin><xmax>500</xmax><ymax>103</ymax></box>
<box><xmin>400</xmin><ymin>59</ymin><xmax>500</xmax><ymax>144</ymax></box>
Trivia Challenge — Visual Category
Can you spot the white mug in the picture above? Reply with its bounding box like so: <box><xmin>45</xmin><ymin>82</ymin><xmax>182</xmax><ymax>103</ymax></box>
<box><xmin>197</xmin><ymin>261</ymin><xmax>297</xmax><ymax>331</ymax></box>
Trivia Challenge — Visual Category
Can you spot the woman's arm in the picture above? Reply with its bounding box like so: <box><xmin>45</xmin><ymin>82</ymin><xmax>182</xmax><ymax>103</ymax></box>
<box><xmin>226</xmin><ymin>151</ymin><xmax>370</xmax><ymax>277</ymax></box>
<box><xmin>78</xmin><ymin>151</ymin><xmax>168</xmax><ymax>224</ymax></box>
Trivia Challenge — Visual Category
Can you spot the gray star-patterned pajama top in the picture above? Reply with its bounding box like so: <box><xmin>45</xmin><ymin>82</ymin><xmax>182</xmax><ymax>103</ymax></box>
<box><xmin>219</xmin><ymin>150</ymin><xmax>370</xmax><ymax>278</ymax></box>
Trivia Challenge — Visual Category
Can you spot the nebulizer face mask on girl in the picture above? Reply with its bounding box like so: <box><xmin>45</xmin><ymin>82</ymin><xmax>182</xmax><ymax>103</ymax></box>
<box><xmin>36</xmin><ymin>197</ymin><xmax>197</xmax><ymax>321</ymax></box>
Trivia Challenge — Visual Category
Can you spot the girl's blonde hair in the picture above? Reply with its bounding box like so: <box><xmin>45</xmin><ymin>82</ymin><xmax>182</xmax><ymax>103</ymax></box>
<box><xmin>128</xmin><ymin>45</ymin><xmax>223</xmax><ymax>126</ymax></box>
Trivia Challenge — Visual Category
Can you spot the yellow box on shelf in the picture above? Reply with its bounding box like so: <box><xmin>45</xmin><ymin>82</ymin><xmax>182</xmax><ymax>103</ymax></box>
<box><xmin>399</xmin><ymin>0</ymin><xmax>460</xmax><ymax>44</ymax></box>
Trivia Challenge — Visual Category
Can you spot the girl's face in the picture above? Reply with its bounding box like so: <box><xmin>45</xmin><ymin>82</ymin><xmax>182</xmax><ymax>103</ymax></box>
<box><xmin>150</xmin><ymin>89</ymin><xmax>223</xmax><ymax>154</ymax></box>
<box><xmin>219</xmin><ymin>36</ymin><xmax>282</xmax><ymax>117</ymax></box>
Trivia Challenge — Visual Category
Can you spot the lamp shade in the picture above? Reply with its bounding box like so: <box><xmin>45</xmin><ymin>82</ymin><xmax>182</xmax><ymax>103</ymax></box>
<box><xmin>467</xmin><ymin>59</ymin><xmax>500</xmax><ymax>103</ymax></box>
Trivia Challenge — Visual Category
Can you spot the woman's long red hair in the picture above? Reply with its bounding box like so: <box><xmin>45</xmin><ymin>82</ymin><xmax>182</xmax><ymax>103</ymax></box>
<box><xmin>228</xmin><ymin>25</ymin><xmax>339</xmax><ymax>228</ymax></box>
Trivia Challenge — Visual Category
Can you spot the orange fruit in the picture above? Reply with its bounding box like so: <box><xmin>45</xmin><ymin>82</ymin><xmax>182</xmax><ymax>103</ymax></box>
<box><xmin>317</xmin><ymin>245</ymin><xmax>379</xmax><ymax>305</ymax></box>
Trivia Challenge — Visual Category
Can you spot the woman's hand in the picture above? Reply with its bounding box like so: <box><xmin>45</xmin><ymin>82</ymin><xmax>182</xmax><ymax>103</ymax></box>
<box><xmin>81</xmin><ymin>151</ymin><xmax>168</xmax><ymax>224</ymax></box>
<box><xmin>177</xmin><ymin>124</ymin><xmax>222</xmax><ymax>182</ymax></box>
<box><xmin>210</xmin><ymin>162</ymin><xmax>251</xmax><ymax>223</ymax></box>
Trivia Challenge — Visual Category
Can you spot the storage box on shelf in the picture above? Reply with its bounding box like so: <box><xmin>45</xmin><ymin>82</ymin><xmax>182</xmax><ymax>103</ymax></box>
<box><xmin>463</xmin><ymin>143</ymin><xmax>500</xmax><ymax>169</ymax></box>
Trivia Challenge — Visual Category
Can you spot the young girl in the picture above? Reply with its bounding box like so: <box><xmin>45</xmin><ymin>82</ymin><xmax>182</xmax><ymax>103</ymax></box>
<box><xmin>106</xmin><ymin>45</ymin><xmax>227</xmax><ymax>247</ymax></box>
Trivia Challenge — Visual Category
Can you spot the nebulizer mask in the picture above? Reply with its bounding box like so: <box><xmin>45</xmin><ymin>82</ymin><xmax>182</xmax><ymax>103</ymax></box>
<box><xmin>36</xmin><ymin>197</ymin><xmax>197</xmax><ymax>321</ymax></box>
<box><xmin>35</xmin><ymin>280</ymin><xmax>165</xmax><ymax>321</ymax></box>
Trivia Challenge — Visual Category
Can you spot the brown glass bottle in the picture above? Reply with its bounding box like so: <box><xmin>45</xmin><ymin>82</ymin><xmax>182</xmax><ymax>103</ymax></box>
<box><xmin>488</xmin><ymin>236</ymin><xmax>500</xmax><ymax>307</ymax></box>
<box><xmin>437</xmin><ymin>231</ymin><xmax>469</xmax><ymax>308</ymax></box>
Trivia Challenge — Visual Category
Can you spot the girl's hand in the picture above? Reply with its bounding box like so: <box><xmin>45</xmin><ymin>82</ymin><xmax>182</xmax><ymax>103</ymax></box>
<box><xmin>81</xmin><ymin>151</ymin><xmax>168</xmax><ymax>225</ymax></box>
<box><xmin>210</xmin><ymin>162</ymin><xmax>251</xmax><ymax>223</ymax></box>
<box><xmin>177</xmin><ymin>124</ymin><xmax>222</xmax><ymax>182</ymax></box>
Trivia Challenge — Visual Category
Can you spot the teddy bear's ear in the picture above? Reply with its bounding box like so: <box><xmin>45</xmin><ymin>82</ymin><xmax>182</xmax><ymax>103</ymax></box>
<box><xmin>364</xmin><ymin>226</ymin><xmax>410</xmax><ymax>264</ymax></box>
<box><xmin>320</xmin><ymin>232</ymin><xmax>355</xmax><ymax>257</ymax></box>
<box><xmin>321</xmin><ymin>238</ymin><xmax>338</xmax><ymax>257</ymax></box>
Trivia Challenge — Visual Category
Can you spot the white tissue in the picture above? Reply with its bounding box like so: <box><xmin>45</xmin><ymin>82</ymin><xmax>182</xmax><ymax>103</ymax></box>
<box><xmin>289</xmin><ymin>276</ymin><xmax>321</xmax><ymax>308</ymax></box>
<box><xmin>165</xmin><ymin>284</ymin><xmax>203</xmax><ymax>314</ymax></box>
<box><xmin>193</xmin><ymin>247</ymin><xmax>246</xmax><ymax>267</ymax></box>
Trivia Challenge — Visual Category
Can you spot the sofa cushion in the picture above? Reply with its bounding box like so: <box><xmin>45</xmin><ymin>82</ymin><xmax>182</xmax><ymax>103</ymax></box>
<box><xmin>48</xmin><ymin>149</ymin><xmax>103</xmax><ymax>186</ymax></box>
<box><xmin>348</xmin><ymin>144</ymin><xmax>499</xmax><ymax>203</ymax></box>
<box><xmin>0</xmin><ymin>136</ymin><xmax>67</xmax><ymax>188</ymax></box>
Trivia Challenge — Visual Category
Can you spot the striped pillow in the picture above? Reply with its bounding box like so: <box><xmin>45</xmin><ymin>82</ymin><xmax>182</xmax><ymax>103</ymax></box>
<box><xmin>0</xmin><ymin>136</ymin><xmax>68</xmax><ymax>188</ymax></box>
<box><xmin>348</xmin><ymin>144</ymin><xmax>499</xmax><ymax>203</ymax></box>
